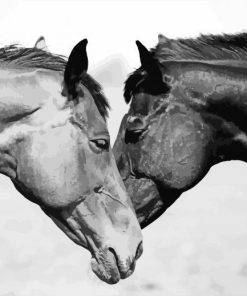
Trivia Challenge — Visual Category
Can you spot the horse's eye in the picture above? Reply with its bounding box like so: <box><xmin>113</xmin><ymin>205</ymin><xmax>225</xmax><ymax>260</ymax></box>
<box><xmin>90</xmin><ymin>138</ymin><xmax>110</xmax><ymax>152</ymax></box>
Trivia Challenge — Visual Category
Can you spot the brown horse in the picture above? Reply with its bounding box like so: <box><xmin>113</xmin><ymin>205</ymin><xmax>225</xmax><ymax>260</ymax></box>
<box><xmin>113</xmin><ymin>33</ymin><xmax>247</xmax><ymax>228</ymax></box>
<box><xmin>0</xmin><ymin>38</ymin><xmax>143</xmax><ymax>284</ymax></box>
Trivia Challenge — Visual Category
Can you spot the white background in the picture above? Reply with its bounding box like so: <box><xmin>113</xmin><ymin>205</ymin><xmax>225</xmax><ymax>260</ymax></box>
<box><xmin>1</xmin><ymin>1</ymin><xmax>247</xmax><ymax>295</ymax></box>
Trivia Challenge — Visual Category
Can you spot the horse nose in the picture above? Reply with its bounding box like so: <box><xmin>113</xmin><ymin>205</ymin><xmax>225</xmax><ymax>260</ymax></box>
<box><xmin>104</xmin><ymin>206</ymin><xmax>143</xmax><ymax>279</ymax></box>
<box><xmin>126</xmin><ymin>115</ymin><xmax>145</xmax><ymax>131</ymax></box>
<box><xmin>107</xmin><ymin>238</ymin><xmax>143</xmax><ymax>279</ymax></box>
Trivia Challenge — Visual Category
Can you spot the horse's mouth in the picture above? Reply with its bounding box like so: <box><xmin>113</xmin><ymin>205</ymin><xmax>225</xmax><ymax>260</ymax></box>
<box><xmin>90</xmin><ymin>246</ymin><xmax>137</xmax><ymax>284</ymax></box>
<box><xmin>42</xmin><ymin>205</ymin><xmax>137</xmax><ymax>284</ymax></box>
<box><xmin>66</xmin><ymin>227</ymin><xmax>136</xmax><ymax>284</ymax></box>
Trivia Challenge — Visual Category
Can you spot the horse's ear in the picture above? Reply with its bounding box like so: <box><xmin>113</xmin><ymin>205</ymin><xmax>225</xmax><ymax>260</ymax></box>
<box><xmin>158</xmin><ymin>34</ymin><xmax>170</xmax><ymax>44</ymax></box>
<box><xmin>63</xmin><ymin>39</ymin><xmax>88</xmax><ymax>99</ymax></box>
<box><xmin>136</xmin><ymin>40</ymin><xmax>153</xmax><ymax>66</ymax></box>
<box><xmin>34</xmin><ymin>36</ymin><xmax>49</xmax><ymax>51</ymax></box>
<box><xmin>136</xmin><ymin>40</ymin><xmax>162</xmax><ymax>78</ymax></box>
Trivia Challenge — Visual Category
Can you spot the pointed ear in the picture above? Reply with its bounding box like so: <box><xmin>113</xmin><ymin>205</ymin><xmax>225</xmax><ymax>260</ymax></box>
<box><xmin>64</xmin><ymin>39</ymin><xmax>88</xmax><ymax>98</ymax></box>
<box><xmin>136</xmin><ymin>40</ymin><xmax>162</xmax><ymax>78</ymax></box>
<box><xmin>34</xmin><ymin>36</ymin><xmax>49</xmax><ymax>51</ymax></box>
<box><xmin>158</xmin><ymin>34</ymin><xmax>170</xmax><ymax>44</ymax></box>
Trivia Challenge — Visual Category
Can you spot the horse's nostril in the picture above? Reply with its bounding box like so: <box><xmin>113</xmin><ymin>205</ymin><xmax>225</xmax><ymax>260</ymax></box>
<box><xmin>94</xmin><ymin>185</ymin><xmax>103</xmax><ymax>193</ymax></box>
<box><xmin>108</xmin><ymin>247</ymin><xmax>119</xmax><ymax>267</ymax></box>
<box><xmin>135</xmin><ymin>241</ymin><xmax>143</xmax><ymax>260</ymax></box>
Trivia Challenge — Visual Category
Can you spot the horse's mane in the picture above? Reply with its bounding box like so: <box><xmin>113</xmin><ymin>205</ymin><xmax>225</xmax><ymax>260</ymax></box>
<box><xmin>0</xmin><ymin>45</ymin><xmax>66</xmax><ymax>71</ymax></box>
<box><xmin>0</xmin><ymin>45</ymin><xmax>109</xmax><ymax>118</ymax></box>
<box><xmin>154</xmin><ymin>33</ymin><xmax>247</xmax><ymax>61</ymax></box>
<box><xmin>124</xmin><ymin>33</ymin><xmax>247</xmax><ymax>103</ymax></box>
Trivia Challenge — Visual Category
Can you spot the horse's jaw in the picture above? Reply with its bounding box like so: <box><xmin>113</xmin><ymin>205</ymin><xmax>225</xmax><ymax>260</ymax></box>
<box><xmin>42</xmin><ymin>206</ymin><xmax>122</xmax><ymax>283</ymax></box>
<box><xmin>123</xmin><ymin>176</ymin><xmax>163</xmax><ymax>228</ymax></box>
<box><xmin>124</xmin><ymin>175</ymin><xmax>182</xmax><ymax>228</ymax></box>
<box><xmin>41</xmin><ymin>190</ymin><xmax>142</xmax><ymax>285</ymax></box>
<box><xmin>43</xmin><ymin>209</ymin><xmax>122</xmax><ymax>284</ymax></box>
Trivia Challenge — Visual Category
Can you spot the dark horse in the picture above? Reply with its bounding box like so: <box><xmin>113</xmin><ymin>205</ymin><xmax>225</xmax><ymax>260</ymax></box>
<box><xmin>0</xmin><ymin>38</ymin><xmax>143</xmax><ymax>284</ymax></box>
<box><xmin>113</xmin><ymin>33</ymin><xmax>247</xmax><ymax>228</ymax></box>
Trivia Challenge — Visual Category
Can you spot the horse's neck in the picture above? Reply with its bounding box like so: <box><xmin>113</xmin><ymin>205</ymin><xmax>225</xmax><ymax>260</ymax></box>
<box><xmin>172</xmin><ymin>60</ymin><xmax>247</xmax><ymax>163</ymax></box>
<box><xmin>202</xmin><ymin>72</ymin><xmax>247</xmax><ymax>163</ymax></box>
<box><xmin>165</xmin><ymin>59</ymin><xmax>247</xmax><ymax>70</ymax></box>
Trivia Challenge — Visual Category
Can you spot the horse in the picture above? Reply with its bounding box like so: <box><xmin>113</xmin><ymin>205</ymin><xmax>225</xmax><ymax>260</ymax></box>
<box><xmin>113</xmin><ymin>32</ymin><xmax>247</xmax><ymax>228</ymax></box>
<box><xmin>0</xmin><ymin>38</ymin><xmax>143</xmax><ymax>284</ymax></box>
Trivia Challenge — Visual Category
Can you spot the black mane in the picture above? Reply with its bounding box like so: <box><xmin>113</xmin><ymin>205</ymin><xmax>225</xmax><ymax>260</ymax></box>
<box><xmin>124</xmin><ymin>67</ymin><xmax>169</xmax><ymax>103</ymax></box>
<box><xmin>124</xmin><ymin>33</ymin><xmax>247</xmax><ymax>104</ymax></box>
<box><xmin>154</xmin><ymin>32</ymin><xmax>247</xmax><ymax>61</ymax></box>
<box><xmin>0</xmin><ymin>45</ymin><xmax>109</xmax><ymax>118</ymax></box>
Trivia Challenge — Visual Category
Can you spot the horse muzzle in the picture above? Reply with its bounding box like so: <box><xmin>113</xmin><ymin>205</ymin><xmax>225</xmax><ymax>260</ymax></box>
<box><xmin>91</xmin><ymin>241</ymin><xmax>143</xmax><ymax>284</ymax></box>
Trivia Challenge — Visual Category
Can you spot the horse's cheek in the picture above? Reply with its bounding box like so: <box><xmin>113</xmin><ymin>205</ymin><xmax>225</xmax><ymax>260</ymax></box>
<box><xmin>162</xmin><ymin>127</ymin><xmax>211</xmax><ymax>190</ymax></box>
<box><xmin>14</xmin><ymin>126</ymin><xmax>89</xmax><ymax>207</ymax></box>
<box><xmin>124</xmin><ymin>176</ymin><xmax>162</xmax><ymax>221</ymax></box>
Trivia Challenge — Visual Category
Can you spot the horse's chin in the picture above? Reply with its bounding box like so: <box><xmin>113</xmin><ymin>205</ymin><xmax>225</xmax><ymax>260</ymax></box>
<box><xmin>124</xmin><ymin>176</ymin><xmax>165</xmax><ymax>228</ymax></box>
<box><xmin>44</xmin><ymin>210</ymin><xmax>121</xmax><ymax>284</ymax></box>
<box><xmin>41</xmin><ymin>207</ymin><xmax>89</xmax><ymax>248</ymax></box>
<box><xmin>124</xmin><ymin>175</ymin><xmax>183</xmax><ymax>228</ymax></box>
<box><xmin>43</xmin><ymin>208</ymin><xmax>135</xmax><ymax>284</ymax></box>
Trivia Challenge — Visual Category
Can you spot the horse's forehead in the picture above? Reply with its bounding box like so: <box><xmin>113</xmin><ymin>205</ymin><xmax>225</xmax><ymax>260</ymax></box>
<box><xmin>77</xmin><ymin>85</ymin><xmax>106</xmax><ymax>125</ymax></box>
<box><xmin>131</xmin><ymin>93</ymin><xmax>154</xmax><ymax>109</ymax></box>
<box><xmin>0</xmin><ymin>68</ymin><xmax>64</xmax><ymax>107</ymax></box>
<box><xmin>133</xmin><ymin>93</ymin><xmax>150</xmax><ymax>103</ymax></box>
